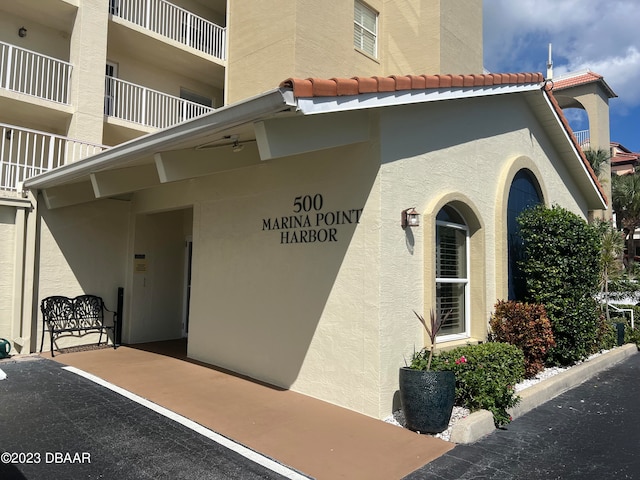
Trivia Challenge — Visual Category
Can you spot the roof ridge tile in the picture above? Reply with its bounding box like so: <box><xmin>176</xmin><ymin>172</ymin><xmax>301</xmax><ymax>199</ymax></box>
<box><xmin>280</xmin><ymin>72</ymin><xmax>545</xmax><ymax>98</ymax></box>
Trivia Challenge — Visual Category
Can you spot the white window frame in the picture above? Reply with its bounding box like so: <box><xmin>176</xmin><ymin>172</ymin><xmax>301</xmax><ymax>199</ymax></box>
<box><xmin>354</xmin><ymin>1</ymin><xmax>378</xmax><ymax>58</ymax></box>
<box><xmin>435</xmin><ymin>216</ymin><xmax>471</xmax><ymax>343</ymax></box>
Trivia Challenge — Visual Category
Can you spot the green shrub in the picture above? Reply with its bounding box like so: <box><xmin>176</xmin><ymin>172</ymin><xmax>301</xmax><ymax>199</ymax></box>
<box><xmin>518</xmin><ymin>205</ymin><xmax>601</xmax><ymax>365</ymax></box>
<box><xmin>426</xmin><ymin>343</ymin><xmax>525</xmax><ymax>427</ymax></box>
<box><xmin>595</xmin><ymin>315</ymin><xmax>618</xmax><ymax>351</ymax></box>
<box><xmin>490</xmin><ymin>300</ymin><xmax>555</xmax><ymax>378</ymax></box>
<box><xmin>624</xmin><ymin>325</ymin><xmax>640</xmax><ymax>348</ymax></box>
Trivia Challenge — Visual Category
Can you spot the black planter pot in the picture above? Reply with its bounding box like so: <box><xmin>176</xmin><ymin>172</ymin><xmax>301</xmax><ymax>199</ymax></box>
<box><xmin>399</xmin><ymin>367</ymin><xmax>455</xmax><ymax>434</ymax></box>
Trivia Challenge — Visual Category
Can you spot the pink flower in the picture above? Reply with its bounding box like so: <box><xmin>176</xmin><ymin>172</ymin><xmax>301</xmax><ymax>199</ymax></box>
<box><xmin>455</xmin><ymin>356</ymin><xmax>467</xmax><ymax>365</ymax></box>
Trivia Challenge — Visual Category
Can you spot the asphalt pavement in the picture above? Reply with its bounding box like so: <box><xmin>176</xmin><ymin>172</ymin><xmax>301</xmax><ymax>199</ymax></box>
<box><xmin>0</xmin><ymin>357</ymin><xmax>308</xmax><ymax>480</ymax></box>
<box><xmin>404</xmin><ymin>352</ymin><xmax>640</xmax><ymax>479</ymax></box>
<box><xmin>2</xmin><ymin>349</ymin><xmax>639</xmax><ymax>479</ymax></box>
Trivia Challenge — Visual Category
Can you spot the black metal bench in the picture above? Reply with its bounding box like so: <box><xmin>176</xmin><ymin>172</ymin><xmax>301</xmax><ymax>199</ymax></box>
<box><xmin>40</xmin><ymin>295</ymin><xmax>118</xmax><ymax>357</ymax></box>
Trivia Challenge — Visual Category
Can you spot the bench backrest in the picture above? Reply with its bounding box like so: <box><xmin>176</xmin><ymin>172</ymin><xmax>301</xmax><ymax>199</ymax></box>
<box><xmin>41</xmin><ymin>295</ymin><xmax>105</xmax><ymax>330</ymax></box>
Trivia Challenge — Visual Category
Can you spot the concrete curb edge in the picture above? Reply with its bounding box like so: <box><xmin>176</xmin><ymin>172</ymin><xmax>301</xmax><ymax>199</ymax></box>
<box><xmin>449</xmin><ymin>343</ymin><xmax>638</xmax><ymax>444</ymax></box>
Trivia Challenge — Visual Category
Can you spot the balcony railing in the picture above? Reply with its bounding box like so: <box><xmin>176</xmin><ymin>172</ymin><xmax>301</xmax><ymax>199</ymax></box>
<box><xmin>0</xmin><ymin>41</ymin><xmax>72</xmax><ymax>104</ymax></box>
<box><xmin>573</xmin><ymin>129</ymin><xmax>590</xmax><ymax>149</ymax></box>
<box><xmin>105</xmin><ymin>76</ymin><xmax>214</xmax><ymax>129</ymax></box>
<box><xmin>0</xmin><ymin>123</ymin><xmax>106</xmax><ymax>192</ymax></box>
<box><xmin>109</xmin><ymin>0</ymin><xmax>226</xmax><ymax>60</ymax></box>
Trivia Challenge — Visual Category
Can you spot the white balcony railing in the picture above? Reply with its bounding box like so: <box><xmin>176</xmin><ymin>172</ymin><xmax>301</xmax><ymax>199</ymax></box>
<box><xmin>105</xmin><ymin>76</ymin><xmax>214</xmax><ymax>129</ymax></box>
<box><xmin>0</xmin><ymin>123</ymin><xmax>106</xmax><ymax>192</ymax></box>
<box><xmin>109</xmin><ymin>0</ymin><xmax>226</xmax><ymax>60</ymax></box>
<box><xmin>0</xmin><ymin>41</ymin><xmax>72</xmax><ymax>104</ymax></box>
<box><xmin>574</xmin><ymin>129</ymin><xmax>590</xmax><ymax>149</ymax></box>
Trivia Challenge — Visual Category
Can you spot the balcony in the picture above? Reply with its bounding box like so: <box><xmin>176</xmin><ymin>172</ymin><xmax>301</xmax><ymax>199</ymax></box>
<box><xmin>574</xmin><ymin>129</ymin><xmax>590</xmax><ymax>149</ymax></box>
<box><xmin>0</xmin><ymin>123</ymin><xmax>106</xmax><ymax>192</ymax></box>
<box><xmin>105</xmin><ymin>76</ymin><xmax>215</xmax><ymax>130</ymax></box>
<box><xmin>0</xmin><ymin>41</ymin><xmax>72</xmax><ymax>105</ymax></box>
<box><xmin>109</xmin><ymin>0</ymin><xmax>226</xmax><ymax>61</ymax></box>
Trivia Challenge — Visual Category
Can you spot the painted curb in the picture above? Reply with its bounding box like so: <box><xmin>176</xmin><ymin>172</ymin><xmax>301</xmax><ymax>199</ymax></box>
<box><xmin>449</xmin><ymin>344</ymin><xmax>638</xmax><ymax>444</ymax></box>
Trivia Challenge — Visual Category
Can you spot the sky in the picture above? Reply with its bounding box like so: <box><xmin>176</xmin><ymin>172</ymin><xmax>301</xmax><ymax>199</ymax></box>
<box><xmin>483</xmin><ymin>0</ymin><xmax>640</xmax><ymax>153</ymax></box>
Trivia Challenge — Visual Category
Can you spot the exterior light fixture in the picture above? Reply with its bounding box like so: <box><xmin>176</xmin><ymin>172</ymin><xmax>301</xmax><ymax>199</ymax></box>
<box><xmin>401</xmin><ymin>208</ymin><xmax>420</xmax><ymax>228</ymax></box>
<box><xmin>232</xmin><ymin>138</ymin><xmax>244</xmax><ymax>152</ymax></box>
<box><xmin>18</xmin><ymin>27</ymin><xmax>27</xmax><ymax>38</ymax></box>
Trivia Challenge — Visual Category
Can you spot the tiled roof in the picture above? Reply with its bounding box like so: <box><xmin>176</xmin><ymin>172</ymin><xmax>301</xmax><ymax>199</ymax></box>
<box><xmin>612</xmin><ymin>153</ymin><xmax>640</xmax><ymax>165</ymax></box>
<box><xmin>552</xmin><ymin>70</ymin><xmax>617</xmax><ymax>98</ymax></box>
<box><xmin>543</xmin><ymin>82</ymin><xmax>608</xmax><ymax>204</ymax></box>
<box><xmin>280</xmin><ymin>73</ymin><xmax>544</xmax><ymax>98</ymax></box>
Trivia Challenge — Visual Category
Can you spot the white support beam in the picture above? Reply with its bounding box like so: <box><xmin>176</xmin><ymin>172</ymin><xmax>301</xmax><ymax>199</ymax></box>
<box><xmin>90</xmin><ymin>164</ymin><xmax>160</xmax><ymax>198</ymax></box>
<box><xmin>255</xmin><ymin>110</ymin><xmax>371</xmax><ymax>161</ymax></box>
<box><xmin>42</xmin><ymin>181</ymin><xmax>97</xmax><ymax>209</ymax></box>
<box><xmin>155</xmin><ymin>142</ymin><xmax>261</xmax><ymax>184</ymax></box>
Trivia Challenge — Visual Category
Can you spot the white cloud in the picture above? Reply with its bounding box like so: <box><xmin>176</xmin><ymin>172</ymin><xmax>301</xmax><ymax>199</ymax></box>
<box><xmin>484</xmin><ymin>0</ymin><xmax>640</xmax><ymax>108</ymax></box>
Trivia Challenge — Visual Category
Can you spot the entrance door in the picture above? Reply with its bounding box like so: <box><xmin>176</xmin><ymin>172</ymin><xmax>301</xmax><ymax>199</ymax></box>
<box><xmin>182</xmin><ymin>236</ymin><xmax>193</xmax><ymax>338</ymax></box>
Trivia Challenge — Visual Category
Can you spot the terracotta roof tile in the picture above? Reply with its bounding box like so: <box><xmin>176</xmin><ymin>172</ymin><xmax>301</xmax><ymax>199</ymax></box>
<box><xmin>408</xmin><ymin>75</ymin><xmax>426</xmax><ymax>89</ymax></box>
<box><xmin>331</xmin><ymin>77</ymin><xmax>359</xmax><ymax>96</ymax></box>
<box><xmin>552</xmin><ymin>70</ymin><xmax>617</xmax><ymax>98</ymax></box>
<box><xmin>353</xmin><ymin>76</ymin><xmax>378</xmax><ymax>94</ymax></box>
<box><xmin>280</xmin><ymin>72</ymin><xmax>545</xmax><ymax>98</ymax></box>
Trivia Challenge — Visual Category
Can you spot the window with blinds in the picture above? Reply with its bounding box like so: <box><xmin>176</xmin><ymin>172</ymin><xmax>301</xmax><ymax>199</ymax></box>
<box><xmin>354</xmin><ymin>1</ymin><xmax>378</xmax><ymax>57</ymax></box>
<box><xmin>435</xmin><ymin>206</ymin><xmax>469</xmax><ymax>337</ymax></box>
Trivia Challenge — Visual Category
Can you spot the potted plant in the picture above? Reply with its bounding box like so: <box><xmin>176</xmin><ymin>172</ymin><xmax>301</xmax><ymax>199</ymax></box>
<box><xmin>399</xmin><ymin>310</ymin><xmax>455</xmax><ymax>434</ymax></box>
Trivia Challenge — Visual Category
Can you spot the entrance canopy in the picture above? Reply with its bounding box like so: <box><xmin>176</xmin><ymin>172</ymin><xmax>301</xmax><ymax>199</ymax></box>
<box><xmin>23</xmin><ymin>73</ymin><xmax>607</xmax><ymax>211</ymax></box>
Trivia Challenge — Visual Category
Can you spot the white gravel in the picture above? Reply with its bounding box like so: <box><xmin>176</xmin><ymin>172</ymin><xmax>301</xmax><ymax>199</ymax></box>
<box><xmin>385</xmin><ymin>350</ymin><xmax>608</xmax><ymax>442</ymax></box>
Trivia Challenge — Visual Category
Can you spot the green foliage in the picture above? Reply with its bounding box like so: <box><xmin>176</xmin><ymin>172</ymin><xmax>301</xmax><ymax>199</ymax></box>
<box><xmin>583</xmin><ymin>148</ymin><xmax>610</xmax><ymax>179</ymax></box>
<box><xmin>595</xmin><ymin>315</ymin><xmax>618</xmax><ymax>351</ymax></box>
<box><xmin>425</xmin><ymin>343</ymin><xmax>525</xmax><ymax>427</ymax></box>
<box><xmin>518</xmin><ymin>205</ymin><xmax>601</xmax><ymax>365</ymax></box>
<box><xmin>624</xmin><ymin>325</ymin><xmax>640</xmax><ymax>348</ymax></box>
<box><xmin>490</xmin><ymin>301</ymin><xmax>555</xmax><ymax>378</ymax></box>
<box><xmin>612</xmin><ymin>173</ymin><xmax>640</xmax><ymax>271</ymax></box>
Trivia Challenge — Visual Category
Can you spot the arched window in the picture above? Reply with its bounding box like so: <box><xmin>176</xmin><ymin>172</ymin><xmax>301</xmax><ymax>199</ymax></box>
<box><xmin>436</xmin><ymin>205</ymin><xmax>469</xmax><ymax>338</ymax></box>
<box><xmin>507</xmin><ymin>169</ymin><xmax>542</xmax><ymax>300</ymax></box>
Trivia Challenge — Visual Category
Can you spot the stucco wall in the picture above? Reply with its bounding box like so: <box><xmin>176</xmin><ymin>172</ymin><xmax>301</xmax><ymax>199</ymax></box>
<box><xmin>184</xmin><ymin>141</ymin><xmax>382</xmax><ymax>416</ymax></box>
<box><xmin>225</xmin><ymin>0</ymin><xmax>483</xmax><ymax>104</ymax></box>
<box><xmin>0</xmin><ymin>206</ymin><xmax>16</xmax><ymax>340</ymax></box>
<box><xmin>37</xmin><ymin>198</ymin><xmax>130</xmax><ymax>351</ymax></box>
<box><xmin>0</xmin><ymin>11</ymin><xmax>70</xmax><ymax>61</ymax></box>
<box><xmin>375</xmin><ymin>95</ymin><xmax>593</xmax><ymax>415</ymax></box>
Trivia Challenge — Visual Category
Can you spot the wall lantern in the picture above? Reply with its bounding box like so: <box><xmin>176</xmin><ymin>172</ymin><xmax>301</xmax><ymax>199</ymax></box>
<box><xmin>401</xmin><ymin>208</ymin><xmax>420</xmax><ymax>228</ymax></box>
<box><xmin>18</xmin><ymin>27</ymin><xmax>27</xmax><ymax>38</ymax></box>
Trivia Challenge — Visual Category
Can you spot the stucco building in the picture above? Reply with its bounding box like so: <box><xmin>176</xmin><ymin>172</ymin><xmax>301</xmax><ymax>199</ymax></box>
<box><xmin>1</xmin><ymin>0</ymin><xmax>483</xmax><ymax>357</ymax></box>
<box><xmin>0</xmin><ymin>0</ymin><xmax>608</xmax><ymax>420</ymax></box>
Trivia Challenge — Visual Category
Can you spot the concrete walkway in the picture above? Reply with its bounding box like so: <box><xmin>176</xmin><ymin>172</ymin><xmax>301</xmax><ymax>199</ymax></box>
<box><xmin>40</xmin><ymin>342</ymin><xmax>453</xmax><ymax>480</ymax></box>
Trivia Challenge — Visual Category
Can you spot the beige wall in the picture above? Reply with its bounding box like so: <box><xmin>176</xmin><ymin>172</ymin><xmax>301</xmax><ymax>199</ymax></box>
<box><xmin>375</xmin><ymin>95</ymin><xmax>590</xmax><ymax>415</ymax></box>
<box><xmin>37</xmin><ymin>198</ymin><xmax>130</xmax><ymax>351</ymax></box>
<box><xmin>0</xmin><ymin>207</ymin><xmax>17</xmax><ymax>340</ymax></box>
<box><xmin>0</xmin><ymin>10</ymin><xmax>71</xmax><ymax>61</ymax></box>
<box><xmin>184</xmin><ymin>141</ymin><xmax>382</xmax><ymax>415</ymax></box>
<box><xmin>439</xmin><ymin>0</ymin><xmax>483</xmax><ymax>74</ymax></box>
<box><xmin>225</xmin><ymin>0</ymin><xmax>484</xmax><ymax>104</ymax></box>
<box><xmin>67</xmin><ymin>0</ymin><xmax>109</xmax><ymax>144</ymax></box>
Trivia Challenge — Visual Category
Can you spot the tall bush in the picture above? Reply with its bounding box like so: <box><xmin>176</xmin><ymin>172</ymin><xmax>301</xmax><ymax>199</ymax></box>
<box><xmin>490</xmin><ymin>300</ymin><xmax>555</xmax><ymax>378</ymax></box>
<box><xmin>517</xmin><ymin>205</ymin><xmax>601</xmax><ymax>365</ymax></box>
